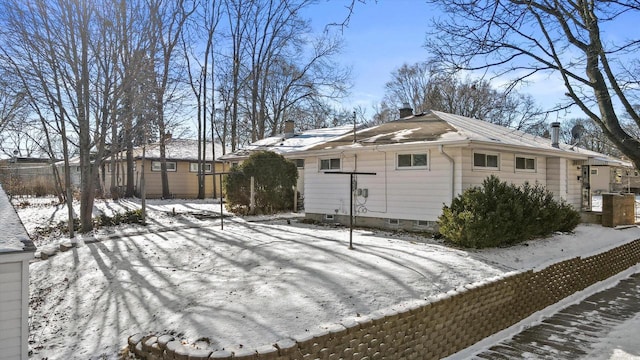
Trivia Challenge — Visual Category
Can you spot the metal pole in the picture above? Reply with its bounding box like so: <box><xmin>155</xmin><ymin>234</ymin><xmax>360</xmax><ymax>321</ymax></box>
<box><xmin>349</xmin><ymin>173</ymin><xmax>354</xmax><ymax>249</ymax></box>
<box><xmin>219</xmin><ymin>173</ymin><xmax>224</xmax><ymax>230</ymax></box>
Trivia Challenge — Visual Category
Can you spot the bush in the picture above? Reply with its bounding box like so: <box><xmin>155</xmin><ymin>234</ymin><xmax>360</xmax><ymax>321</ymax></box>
<box><xmin>95</xmin><ymin>209</ymin><xmax>144</xmax><ymax>227</ymax></box>
<box><xmin>224</xmin><ymin>151</ymin><xmax>298</xmax><ymax>214</ymax></box>
<box><xmin>438</xmin><ymin>175</ymin><xmax>581</xmax><ymax>248</ymax></box>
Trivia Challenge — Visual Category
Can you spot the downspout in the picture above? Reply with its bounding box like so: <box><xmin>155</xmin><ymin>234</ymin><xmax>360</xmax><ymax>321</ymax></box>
<box><xmin>439</xmin><ymin>145</ymin><xmax>455</xmax><ymax>203</ymax></box>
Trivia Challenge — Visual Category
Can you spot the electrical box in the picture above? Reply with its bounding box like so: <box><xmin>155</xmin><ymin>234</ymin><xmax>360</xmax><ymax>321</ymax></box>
<box><xmin>362</xmin><ymin>189</ymin><xmax>368</xmax><ymax>198</ymax></box>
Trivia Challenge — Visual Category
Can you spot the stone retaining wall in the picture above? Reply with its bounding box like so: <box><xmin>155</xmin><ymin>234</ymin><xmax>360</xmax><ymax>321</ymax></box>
<box><xmin>128</xmin><ymin>238</ymin><xmax>640</xmax><ymax>360</ymax></box>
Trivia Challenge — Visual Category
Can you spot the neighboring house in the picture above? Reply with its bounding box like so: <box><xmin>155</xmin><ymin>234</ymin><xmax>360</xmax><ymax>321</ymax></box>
<box><xmin>103</xmin><ymin>138</ymin><xmax>226</xmax><ymax>199</ymax></box>
<box><xmin>588</xmin><ymin>162</ymin><xmax>636</xmax><ymax>194</ymax></box>
<box><xmin>55</xmin><ymin>156</ymin><xmax>82</xmax><ymax>189</ymax></box>
<box><xmin>219</xmin><ymin>120</ymin><xmax>356</xmax><ymax>199</ymax></box>
<box><xmin>290</xmin><ymin>109</ymin><xmax>628</xmax><ymax>231</ymax></box>
<box><xmin>0</xmin><ymin>184</ymin><xmax>36</xmax><ymax>360</ymax></box>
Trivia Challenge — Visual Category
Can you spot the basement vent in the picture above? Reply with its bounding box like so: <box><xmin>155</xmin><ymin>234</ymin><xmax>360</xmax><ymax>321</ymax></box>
<box><xmin>388</xmin><ymin>219</ymin><xmax>400</xmax><ymax>225</ymax></box>
<box><xmin>325</xmin><ymin>214</ymin><xmax>334</xmax><ymax>220</ymax></box>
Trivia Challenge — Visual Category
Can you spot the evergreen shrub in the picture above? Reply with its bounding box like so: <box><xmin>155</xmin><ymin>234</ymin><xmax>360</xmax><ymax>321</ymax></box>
<box><xmin>224</xmin><ymin>151</ymin><xmax>298</xmax><ymax>214</ymax></box>
<box><xmin>438</xmin><ymin>175</ymin><xmax>581</xmax><ymax>248</ymax></box>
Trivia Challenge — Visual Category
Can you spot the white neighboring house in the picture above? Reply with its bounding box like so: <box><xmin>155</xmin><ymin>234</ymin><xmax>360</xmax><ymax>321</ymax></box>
<box><xmin>587</xmin><ymin>161</ymin><xmax>634</xmax><ymax>194</ymax></box>
<box><xmin>54</xmin><ymin>156</ymin><xmax>82</xmax><ymax>189</ymax></box>
<box><xmin>291</xmin><ymin>109</ymin><xmax>628</xmax><ymax>231</ymax></box>
<box><xmin>0</xmin><ymin>184</ymin><xmax>36</xmax><ymax>360</ymax></box>
<box><xmin>219</xmin><ymin>121</ymin><xmax>355</xmax><ymax>200</ymax></box>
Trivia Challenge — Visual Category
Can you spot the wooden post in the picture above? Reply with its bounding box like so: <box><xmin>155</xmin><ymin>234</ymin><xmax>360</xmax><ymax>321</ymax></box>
<box><xmin>293</xmin><ymin>185</ymin><xmax>298</xmax><ymax>213</ymax></box>
<box><xmin>250</xmin><ymin>176</ymin><xmax>255</xmax><ymax>214</ymax></box>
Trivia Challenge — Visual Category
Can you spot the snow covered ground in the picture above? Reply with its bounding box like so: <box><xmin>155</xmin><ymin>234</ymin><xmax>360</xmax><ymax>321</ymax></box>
<box><xmin>11</xmin><ymin>196</ymin><xmax>640</xmax><ymax>359</ymax></box>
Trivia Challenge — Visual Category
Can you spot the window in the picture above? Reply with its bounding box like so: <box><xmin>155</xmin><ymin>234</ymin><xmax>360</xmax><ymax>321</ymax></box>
<box><xmin>152</xmin><ymin>161</ymin><xmax>177</xmax><ymax>172</ymax></box>
<box><xmin>591</xmin><ymin>169</ymin><xmax>598</xmax><ymax>175</ymax></box>
<box><xmin>515</xmin><ymin>156</ymin><xmax>536</xmax><ymax>171</ymax></box>
<box><xmin>189</xmin><ymin>162</ymin><xmax>212</xmax><ymax>173</ymax></box>
<box><xmin>292</xmin><ymin>159</ymin><xmax>304</xmax><ymax>168</ymax></box>
<box><xmin>474</xmin><ymin>152</ymin><xmax>499</xmax><ymax>169</ymax></box>
<box><xmin>320</xmin><ymin>158</ymin><xmax>341</xmax><ymax>170</ymax></box>
<box><xmin>397</xmin><ymin>153</ymin><xmax>428</xmax><ymax>169</ymax></box>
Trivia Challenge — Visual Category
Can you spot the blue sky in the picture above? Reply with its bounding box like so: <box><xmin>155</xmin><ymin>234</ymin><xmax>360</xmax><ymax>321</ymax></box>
<box><xmin>302</xmin><ymin>0</ymin><xmax>586</xmax><ymax>120</ymax></box>
<box><xmin>303</xmin><ymin>0</ymin><xmax>437</xmax><ymax>113</ymax></box>
<box><xmin>303</xmin><ymin>1</ymin><xmax>640</xmax><ymax>124</ymax></box>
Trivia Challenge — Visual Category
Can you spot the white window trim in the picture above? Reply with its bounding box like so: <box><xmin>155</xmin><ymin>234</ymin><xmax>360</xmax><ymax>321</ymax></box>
<box><xmin>319</xmin><ymin>157</ymin><xmax>341</xmax><ymax>171</ymax></box>
<box><xmin>515</xmin><ymin>155</ymin><xmax>536</xmax><ymax>172</ymax></box>
<box><xmin>152</xmin><ymin>161</ymin><xmax>177</xmax><ymax>172</ymax></box>
<box><xmin>473</xmin><ymin>151</ymin><xmax>500</xmax><ymax>170</ymax></box>
<box><xmin>396</xmin><ymin>152</ymin><xmax>429</xmax><ymax>170</ymax></box>
<box><xmin>189</xmin><ymin>162</ymin><xmax>212</xmax><ymax>173</ymax></box>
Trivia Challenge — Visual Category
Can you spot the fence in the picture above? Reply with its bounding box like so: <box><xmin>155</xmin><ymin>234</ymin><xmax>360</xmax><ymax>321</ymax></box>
<box><xmin>0</xmin><ymin>165</ymin><xmax>59</xmax><ymax>196</ymax></box>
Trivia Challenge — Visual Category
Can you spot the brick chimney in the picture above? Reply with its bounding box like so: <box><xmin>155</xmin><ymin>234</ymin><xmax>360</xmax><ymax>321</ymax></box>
<box><xmin>399</xmin><ymin>103</ymin><xmax>413</xmax><ymax>118</ymax></box>
<box><xmin>284</xmin><ymin>120</ymin><xmax>295</xmax><ymax>138</ymax></box>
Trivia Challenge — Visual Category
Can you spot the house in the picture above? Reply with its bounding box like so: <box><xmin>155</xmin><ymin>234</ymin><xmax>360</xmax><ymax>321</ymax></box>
<box><xmin>588</xmin><ymin>161</ymin><xmax>635</xmax><ymax>194</ymax></box>
<box><xmin>103</xmin><ymin>138</ymin><xmax>226</xmax><ymax>199</ymax></box>
<box><xmin>0</xmin><ymin>184</ymin><xmax>36</xmax><ymax>360</ymax></box>
<box><xmin>219</xmin><ymin>120</ymin><xmax>356</xmax><ymax>199</ymax></box>
<box><xmin>290</xmin><ymin>108</ymin><xmax>628</xmax><ymax>231</ymax></box>
<box><xmin>54</xmin><ymin>156</ymin><xmax>82</xmax><ymax>189</ymax></box>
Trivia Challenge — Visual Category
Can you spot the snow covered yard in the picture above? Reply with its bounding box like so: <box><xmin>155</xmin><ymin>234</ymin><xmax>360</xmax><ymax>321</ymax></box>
<box><xmin>13</xmin><ymin>197</ymin><xmax>640</xmax><ymax>359</ymax></box>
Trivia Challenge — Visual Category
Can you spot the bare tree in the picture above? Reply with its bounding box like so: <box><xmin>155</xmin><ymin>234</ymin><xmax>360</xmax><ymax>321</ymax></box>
<box><xmin>183</xmin><ymin>0</ymin><xmax>222</xmax><ymax>199</ymax></box>
<box><xmin>380</xmin><ymin>61</ymin><xmax>546</xmax><ymax>131</ymax></box>
<box><xmin>148</xmin><ymin>0</ymin><xmax>196</xmax><ymax>199</ymax></box>
<box><xmin>0</xmin><ymin>76</ymin><xmax>27</xmax><ymax>138</ymax></box>
<box><xmin>0</xmin><ymin>0</ymin><xmax>124</xmax><ymax>232</ymax></box>
<box><xmin>426</xmin><ymin>1</ymin><xmax>640</xmax><ymax>167</ymax></box>
<box><xmin>216</xmin><ymin>0</ymin><xmax>350</xmax><ymax>149</ymax></box>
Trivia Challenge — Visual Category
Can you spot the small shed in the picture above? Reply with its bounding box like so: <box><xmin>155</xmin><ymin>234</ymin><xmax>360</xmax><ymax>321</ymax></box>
<box><xmin>0</xmin><ymin>184</ymin><xmax>36</xmax><ymax>360</ymax></box>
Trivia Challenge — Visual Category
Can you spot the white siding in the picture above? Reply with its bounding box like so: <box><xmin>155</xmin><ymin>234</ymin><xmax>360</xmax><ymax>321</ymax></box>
<box><xmin>460</xmin><ymin>148</ymin><xmax>547</xmax><ymax>191</ymax></box>
<box><xmin>546</xmin><ymin>158</ymin><xmax>582</xmax><ymax>209</ymax></box>
<box><xmin>304</xmin><ymin>148</ymin><xmax>455</xmax><ymax>222</ymax></box>
<box><xmin>589</xmin><ymin>165</ymin><xmax>611</xmax><ymax>193</ymax></box>
<box><xmin>304</xmin><ymin>146</ymin><xmax>581</xmax><ymax>224</ymax></box>
<box><xmin>0</xmin><ymin>260</ymin><xmax>28</xmax><ymax>360</ymax></box>
<box><xmin>546</xmin><ymin>157</ymin><xmax>566</xmax><ymax>201</ymax></box>
<box><xmin>567</xmin><ymin>160</ymin><xmax>583</xmax><ymax>209</ymax></box>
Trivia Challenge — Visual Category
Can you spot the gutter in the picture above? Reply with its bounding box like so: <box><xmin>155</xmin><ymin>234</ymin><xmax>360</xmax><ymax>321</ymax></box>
<box><xmin>439</xmin><ymin>144</ymin><xmax>455</xmax><ymax>203</ymax></box>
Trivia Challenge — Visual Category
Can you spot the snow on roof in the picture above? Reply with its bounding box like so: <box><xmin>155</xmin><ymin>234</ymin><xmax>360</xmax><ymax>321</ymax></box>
<box><xmin>0</xmin><ymin>184</ymin><xmax>35</xmax><ymax>253</ymax></box>
<box><xmin>220</xmin><ymin>125</ymin><xmax>355</xmax><ymax>160</ymax></box>
<box><xmin>306</xmin><ymin>110</ymin><xmax>629</xmax><ymax>163</ymax></box>
<box><xmin>109</xmin><ymin>139</ymin><xmax>226</xmax><ymax>162</ymax></box>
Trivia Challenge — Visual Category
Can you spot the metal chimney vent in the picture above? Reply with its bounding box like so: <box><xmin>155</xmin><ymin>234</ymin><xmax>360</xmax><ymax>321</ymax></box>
<box><xmin>551</xmin><ymin>122</ymin><xmax>560</xmax><ymax>148</ymax></box>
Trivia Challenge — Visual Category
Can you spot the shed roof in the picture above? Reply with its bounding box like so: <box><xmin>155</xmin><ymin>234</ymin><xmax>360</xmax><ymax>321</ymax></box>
<box><xmin>0</xmin><ymin>184</ymin><xmax>36</xmax><ymax>253</ymax></box>
<box><xmin>105</xmin><ymin>139</ymin><xmax>226</xmax><ymax>162</ymax></box>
